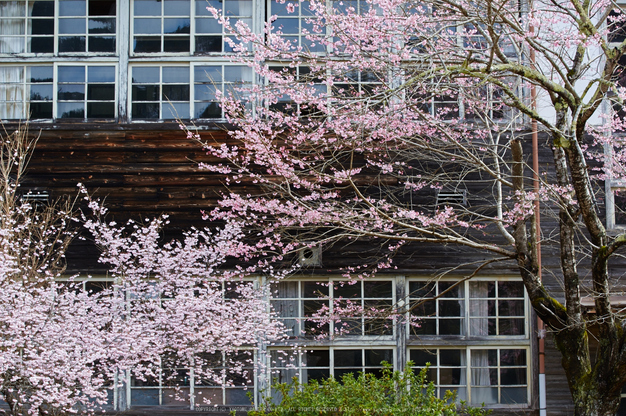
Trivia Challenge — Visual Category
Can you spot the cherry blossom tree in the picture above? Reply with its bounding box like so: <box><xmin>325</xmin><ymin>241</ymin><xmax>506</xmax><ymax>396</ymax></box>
<box><xmin>196</xmin><ymin>0</ymin><xmax>626</xmax><ymax>414</ymax></box>
<box><xmin>0</xmin><ymin>127</ymin><xmax>284</xmax><ymax>415</ymax></box>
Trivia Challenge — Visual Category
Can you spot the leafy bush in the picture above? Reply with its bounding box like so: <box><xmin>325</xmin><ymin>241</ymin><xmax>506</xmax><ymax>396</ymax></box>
<box><xmin>249</xmin><ymin>363</ymin><xmax>489</xmax><ymax>416</ymax></box>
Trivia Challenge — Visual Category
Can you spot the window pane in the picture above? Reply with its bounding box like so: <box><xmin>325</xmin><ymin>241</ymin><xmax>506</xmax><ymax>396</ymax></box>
<box><xmin>89</xmin><ymin>17</ymin><xmax>115</xmax><ymax>33</ymax></box>
<box><xmin>195</xmin><ymin>35</ymin><xmax>221</xmax><ymax>52</ymax></box>
<box><xmin>195</xmin><ymin>65</ymin><xmax>222</xmax><ymax>83</ymax></box>
<box><xmin>363</xmin><ymin>281</ymin><xmax>392</xmax><ymax>298</ymax></box>
<box><xmin>87</xmin><ymin>101</ymin><xmax>114</xmax><ymax>117</ymax></box>
<box><xmin>303</xmin><ymin>282</ymin><xmax>328</xmax><ymax>298</ymax></box>
<box><xmin>29</xmin><ymin>36</ymin><xmax>53</xmax><ymax>52</ymax></box>
<box><xmin>440</xmin><ymin>349</ymin><xmax>462</xmax><ymax>366</ymax></box>
<box><xmin>304</xmin><ymin>350</ymin><xmax>329</xmax><ymax>367</ymax></box>
<box><xmin>59</xmin><ymin>18</ymin><xmax>85</xmax><ymax>33</ymax></box>
<box><xmin>59</xmin><ymin>66</ymin><xmax>85</xmax><ymax>82</ymax></box>
<box><xmin>30</xmin><ymin>84</ymin><xmax>52</xmax><ymax>100</ymax></box>
<box><xmin>58</xmin><ymin>35</ymin><xmax>85</xmax><ymax>51</ymax></box>
<box><xmin>162</xmin><ymin>101</ymin><xmax>188</xmax><ymax>118</ymax></box>
<box><xmin>59</xmin><ymin>0</ymin><xmax>85</xmax><ymax>15</ymax></box>
<box><xmin>29</xmin><ymin>66</ymin><xmax>52</xmax><ymax>82</ymax></box>
<box><xmin>498</xmin><ymin>281</ymin><xmax>524</xmax><ymax>297</ymax></box>
<box><xmin>132</xmin><ymin>102</ymin><xmax>159</xmax><ymax>118</ymax></box>
<box><xmin>134</xmin><ymin>18</ymin><xmax>160</xmax><ymax>34</ymax></box>
<box><xmin>164</xmin><ymin>17</ymin><xmax>189</xmax><ymax>33</ymax></box>
<box><xmin>163</xmin><ymin>0</ymin><xmax>189</xmax><ymax>15</ymax></box>
<box><xmin>133</xmin><ymin>66</ymin><xmax>159</xmax><ymax>83</ymax></box>
<box><xmin>196</xmin><ymin>18</ymin><xmax>222</xmax><ymax>33</ymax></box>
<box><xmin>134</xmin><ymin>0</ymin><xmax>161</xmax><ymax>15</ymax></box>
<box><xmin>163</xmin><ymin>36</ymin><xmax>190</xmax><ymax>51</ymax></box>
<box><xmin>195</xmin><ymin>102</ymin><xmax>220</xmax><ymax>118</ymax></box>
<box><xmin>29</xmin><ymin>102</ymin><xmax>52</xmax><ymax>118</ymax></box>
<box><xmin>87</xmin><ymin>84</ymin><xmax>114</xmax><ymax>100</ymax></box>
<box><xmin>58</xmin><ymin>84</ymin><xmax>85</xmax><ymax>100</ymax></box>
<box><xmin>133</xmin><ymin>85</ymin><xmax>159</xmax><ymax>101</ymax></box>
<box><xmin>134</xmin><ymin>36</ymin><xmax>160</xmax><ymax>52</ymax></box>
<box><xmin>58</xmin><ymin>102</ymin><xmax>84</xmax><ymax>118</ymax></box>
<box><xmin>163</xmin><ymin>67</ymin><xmax>189</xmax><ymax>83</ymax></box>
<box><xmin>30</xmin><ymin>0</ymin><xmax>53</xmax><ymax>16</ymax></box>
<box><xmin>88</xmin><ymin>35</ymin><xmax>115</xmax><ymax>51</ymax></box>
<box><xmin>89</xmin><ymin>0</ymin><xmax>115</xmax><ymax>15</ymax></box>
<box><xmin>161</xmin><ymin>84</ymin><xmax>189</xmax><ymax>101</ymax></box>
<box><xmin>334</xmin><ymin>349</ymin><xmax>361</xmax><ymax>367</ymax></box>
<box><xmin>88</xmin><ymin>66</ymin><xmax>114</xmax><ymax>82</ymax></box>
<box><xmin>410</xmin><ymin>349</ymin><xmax>436</xmax><ymax>366</ymax></box>
<box><xmin>30</xmin><ymin>18</ymin><xmax>54</xmax><ymax>34</ymax></box>
<box><xmin>364</xmin><ymin>349</ymin><xmax>392</xmax><ymax>366</ymax></box>
<box><xmin>334</xmin><ymin>282</ymin><xmax>360</xmax><ymax>298</ymax></box>
<box><xmin>195</xmin><ymin>85</ymin><xmax>218</xmax><ymax>101</ymax></box>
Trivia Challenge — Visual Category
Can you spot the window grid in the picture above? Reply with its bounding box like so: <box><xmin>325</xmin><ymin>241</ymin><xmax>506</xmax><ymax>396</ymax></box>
<box><xmin>131</xmin><ymin>0</ymin><xmax>253</xmax><ymax>54</ymax></box>
<box><xmin>130</xmin><ymin>351</ymin><xmax>255</xmax><ymax>407</ymax></box>
<box><xmin>270</xmin><ymin>279</ymin><xmax>395</xmax><ymax>338</ymax></box>
<box><xmin>132</xmin><ymin>0</ymin><xmax>191</xmax><ymax>53</ymax></box>
<box><xmin>194</xmin><ymin>64</ymin><xmax>253</xmax><ymax>118</ymax></box>
<box><xmin>131</xmin><ymin>65</ymin><xmax>190</xmax><ymax>119</ymax></box>
<box><xmin>409</xmin><ymin>280</ymin><xmax>464</xmax><ymax>336</ymax></box>
<box><xmin>57</xmin><ymin>64</ymin><xmax>116</xmax><ymax>119</ymax></box>
<box><xmin>269</xmin><ymin>347</ymin><xmax>395</xmax><ymax>385</ymax></box>
<box><xmin>196</xmin><ymin>0</ymin><xmax>252</xmax><ymax>53</ymax></box>
<box><xmin>407</xmin><ymin>279</ymin><xmax>528</xmax><ymax>338</ymax></box>
<box><xmin>58</xmin><ymin>0</ymin><xmax>116</xmax><ymax>53</ymax></box>
<box><xmin>269</xmin><ymin>0</ymin><xmax>324</xmax><ymax>53</ymax></box>
<box><xmin>0</xmin><ymin>65</ymin><xmax>53</xmax><ymax>119</ymax></box>
<box><xmin>410</xmin><ymin>347</ymin><xmax>529</xmax><ymax>405</ymax></box>
<box><xmin>0</xmin><ymin>0</ymin><xmax>54</xmax><ymax>54</ymax></box>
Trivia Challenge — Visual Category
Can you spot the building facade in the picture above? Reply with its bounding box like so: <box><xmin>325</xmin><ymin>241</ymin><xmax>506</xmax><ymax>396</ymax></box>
<box><xmin>2</xmin><ymin>0</ymin><xmax>622</xmax><ymax>414</ymax></box>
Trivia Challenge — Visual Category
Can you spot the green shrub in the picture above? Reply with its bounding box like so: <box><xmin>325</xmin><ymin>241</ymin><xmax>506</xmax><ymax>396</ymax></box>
<box><xmin>249</xmin><ymin>363</ymin><xmax>489</xmax><ymax>416</ymax></box>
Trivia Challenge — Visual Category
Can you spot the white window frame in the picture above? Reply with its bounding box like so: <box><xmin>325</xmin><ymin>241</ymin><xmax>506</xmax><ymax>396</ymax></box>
<box><xmin>409</xmin><ymin>346</ymin><xmax>530</xmax><ymax>406</ymax></box>
<box><xmin>406</xmin><ymin>277</ymin><xmax>530</xmax><ymax>340</ymax></box>
<box><xmin>130</xmin><ymin>0</ymin><xmax>255</xmax><ymax>56</ymax></box>
<box><xmin>0</xmin><ymin>63</ymin><xmax>118</xmax><ymax>121</ymax></box>
<box><xmin>270</xmin><ymin>278</ymin><xmax>396</xmax><ymax>339</ymax></box>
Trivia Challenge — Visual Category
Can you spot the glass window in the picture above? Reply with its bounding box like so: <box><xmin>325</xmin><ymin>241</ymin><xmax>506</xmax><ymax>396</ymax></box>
<box><xmin>131</xmin><ymin>0</ymin><xmax>255</xmax><ymax>54</ymax></box>
<box><xmin>268</xmin><ymin>0</ymin><xmax>324</xmax><ymax>53</ymax></box>
<box><xmin>195</xmin><ymin>0</ymin><xmax>252</xmax><ymax>53</ymax></box>
<box><xmin>194</xmin><ymin>64</ymin><xmax>252</xmax><ymax>118</ymax></box>
<box><xmin>410</xmin><ymin>348</ymin><xmax>467</xmax><ymax>400</ymax></box>
<box><xmin>0</xmin><ymin>64</ymin><xmax>114</xmax><ymax>120</ymax></box>
<box><xmin>130</xmin><ymin>351</ymin><xmax>254</xmax><ymax>407</ymax></box>
<box><xmin>0</xmin><ymin>0</ymin><xmax>115</xmax><ymax>54</ymax></box>
<box><xmin>409</xmin><ymin>280</ymin><xmax>464</xmax><ymax>336</ymax></box>
<box><xmin>409</xmin><ymin>347</ymin><xmax>528</xmax><ymax>405</ymax></box>
<box><xmin>57</xmin><ymin>65</ymin><xmax>115</xmax><ymax>119</ymax></box>
<box><xmin>0</xmin><ymin>65</ymin><xmax>53</xmax><ymax>119</ymax></box>
<box><xmin>270</xmin><ymin>348</ymin><xmax>393</xmax><ymax>385</ymax></box>
<box><xmin>0</xmin><ymin>0</ymin><xmax>54</xmax><ymax>53</ymax></box>
<box><xmin>469</xmin><ymin>280</ymin><xmax>525</xmax><ymax>336</ymax></box>
<box><xmin>131</xmin><ymin>65</ymin><xmax>190</xmax><ymax>119</ymax></box>
<box><xmin>271</xmin><ymin>280</ymin><xmax>394</xmax><ymax>338</ymax></box>
<box><xmin>408</xmin><ymin>279</ymin><xmax>527</xmax><ymax>338</ymax></box>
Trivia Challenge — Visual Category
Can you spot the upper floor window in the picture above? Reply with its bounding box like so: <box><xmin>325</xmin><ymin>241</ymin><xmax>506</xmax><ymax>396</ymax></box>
<box><xmin>269</xmin><ymin>0</ymin><xmax>323</xmax><ymax>53</ymax></box>
<box><xmin>132</xmin><ymin>0</ymin><xmax>252</xmax><ymax>54</ymax></box>
<box><xmin>408</xmin><ymin>279</ymin><xmax>527</xmax><ymax>338</ymax></box>
<box><xmin>270</xmin><ymin>279</ymin><xmax>394</xmax><ymax>338</ymax></box>
<box><xmin>0</xmin><ymin>0</ymin><xmax>116</xmax><ymax>55</ymax></box>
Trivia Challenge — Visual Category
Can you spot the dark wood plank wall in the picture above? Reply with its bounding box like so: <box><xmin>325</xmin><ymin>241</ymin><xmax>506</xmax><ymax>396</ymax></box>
<box><xmin>19</xmin><ymin>124</ymin><xmax>626</xmax><ymax>414</ymax></box>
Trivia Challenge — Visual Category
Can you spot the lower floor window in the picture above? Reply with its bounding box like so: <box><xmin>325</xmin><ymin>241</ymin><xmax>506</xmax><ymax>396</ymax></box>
<box><xmin>269</xmin><ymin>347</ymin><xmax>394</xmax><ymax>385</ymax></box>
<box><xmin>130</xmin><ymin>351</ymin><xmax>254</xmax><ymax>407</ymax></box>
<box><xmin>410</xmin><ymin>347</ymin><xmax>528</xmax><ymax>405</ymax></box>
